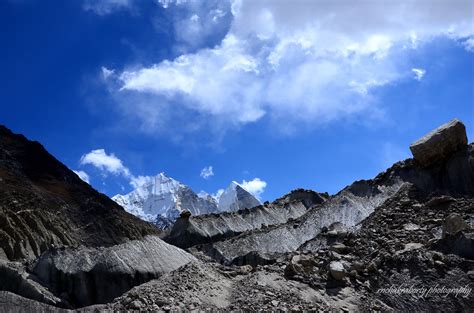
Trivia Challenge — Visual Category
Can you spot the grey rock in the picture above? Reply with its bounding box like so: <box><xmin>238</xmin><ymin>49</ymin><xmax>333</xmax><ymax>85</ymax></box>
<box><xmin>32</xmin><ymin>236</ymin><xmax>196</xmax><ymax>307</ymax></box>
<box><xmin>410</xmin><ymin>119</ymin><xmax>467</xmax><ymax>167</ymax></box>
<box><xmin>442</xmin><ymin>213</ymin><xmax>469</xmax><ymax>237</ymax></box>
<box><xmin>165</xmin><ymin>191</ymin><xmax>319</xmax><ymax>249</ymax></box>
<box><xmin>0</xmin><ymin>261</ymin><xmax>66</xmax><ymax>308</ymax></box>
<box><xmin>330</xmin><ymin>243</ymin><xmax>348</xmax><ymax>254</ymax></box>
<box><xmin>329</xmin><ymin>261</ymin><xmax>346</xmax><ymax>280</ymax></box>
<box><xmin>0</xmin><ymin>291</ymin><xmax>70</xmax><ymax>313</ymax></box>
<box><xmin>403</xmin><ymin>223</ymin><xmax>420</xmax><ymax>231</ymax></box>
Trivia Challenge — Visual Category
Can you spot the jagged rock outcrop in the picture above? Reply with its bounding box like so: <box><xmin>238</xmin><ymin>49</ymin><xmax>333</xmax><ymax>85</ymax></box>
<box><xmin>0</xmin><ymin>125</ymin><xmax>159</xmax><ymax>261</ymax></box>
<box><xmin>164</xmin><ymin>190</ymin><xmax>327</xmax><ymax>249</ymax></box>
<box><xmin>31</xmin><ymin>236</ymin><xmax>196</xmax><ymax>307</ymax></box>
<box><xmin>204</xmin><ymin>178</ymin><xmax>404</xmax><ymax>265</ymax></box>
<box><xmin>190</xmin><ymin>123</ymin><xmax>473</xmax><ymax>265</ymax></box>
<box><xmin>410</xmin><ymin>118</ymin><xmax>468</xmax><ymax>167</ymax></box>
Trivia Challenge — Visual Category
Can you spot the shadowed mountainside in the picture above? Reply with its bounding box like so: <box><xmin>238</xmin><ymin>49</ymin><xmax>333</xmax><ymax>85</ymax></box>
<box><xmin>0</xmin><ymin>125</ymin><xmax>160</xmax><ymax>261</ymax></box>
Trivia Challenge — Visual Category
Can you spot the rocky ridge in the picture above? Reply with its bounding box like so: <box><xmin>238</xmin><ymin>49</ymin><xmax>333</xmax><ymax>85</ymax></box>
<box><xmin>165</xmin><ymin>189</ymin><xmax>328</xmax><ymax>249</ymax></box>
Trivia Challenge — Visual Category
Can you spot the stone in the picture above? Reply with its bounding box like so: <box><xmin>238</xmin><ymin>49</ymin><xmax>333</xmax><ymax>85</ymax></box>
<box><xmin>329</xmin><ymin>261</ymin><xmax>346</xmax><ymax>280</ymax></box>
<box><xmin>367</xmin><ymin>262</ymin><xmax>377</xmax><ymax>273</ymax></box>
<box><xmin>410</xmin><ymin>119</ymin><xmax>468</xmax><ymax>167</ymax></box>
<box><xmin>395</xmin><ymin>242</ymin><xmax>423</xmax><ymax>255</ymax></box>
<box><xmin>129</xmin><ymin>300</ymin><xmax>144</xmax><ymax>309</ymax></box>
<box><xmin>180</xmin><ymin>210</ymin><xmax>192</xmax><ymax>218</ymax></box>
<box><xmin>467</xmin><ymin>270</ymin><xmax>474</xmax><ymax>280</ymax></box>
<box><xmin>403</xmin><ymin>223</ymin><xmax>420</xmax><ymax>231</ymax></box>
<box><xmin>284</xmin><ymin>255</ymin><xmax>314</xmax><ymax>277</ymax></box>
<box><xmin>442</xmin><ymin>213</ymin><xmax>469</xmax><ymax>238</ymax></box>
<box><xmin>330</xmin><ymin>243</ymin><xmax>348</xmax><ymax>254</ymax></box>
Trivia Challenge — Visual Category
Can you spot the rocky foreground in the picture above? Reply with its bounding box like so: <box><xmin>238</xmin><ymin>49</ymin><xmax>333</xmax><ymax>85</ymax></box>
<box><xmin>0</xmin><ymin>119</ymin><xmax>473</xmax><ymax>312</ymax></box>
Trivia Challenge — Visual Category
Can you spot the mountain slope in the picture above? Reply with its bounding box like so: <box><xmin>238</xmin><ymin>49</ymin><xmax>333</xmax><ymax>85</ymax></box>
<box><xmin>0</xmin><ymin>125</ymin><xmax>159</xmax><ymax>261</ymax></box>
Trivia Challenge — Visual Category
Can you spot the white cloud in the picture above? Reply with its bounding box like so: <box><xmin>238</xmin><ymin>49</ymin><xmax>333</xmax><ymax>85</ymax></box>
<box><xmin>101</xmin><ymin>66</ymin><xmax>115</xmax><ymax>80</ymax></box>
<box><xmin>200</xmin><ymin>166</ymin><xmax>214</xmax><ymax>179</ymax></box>
<box><xmin>463</xmin><ymin>38</ymin><xmax>474</xmax><ymax>52</ymax></box>
<box><xmin>78</xmin><ymin>152</ymin><xmax>157</xmax><ymax>190</ymax></box>
<box><xmin>238</xmin><ymin>178</ymin><xmax>267</xmax><ymax>199</ymax></box>
<box><xmin>129</xmin><ymin>175</ymin><xmax>154</xmax><ymax>188</ymax></box>
<box><xmin>154</xmin><ymin>0</ymin><xmax>232</xmax><ymax>51</ymax></box>
<box><xmin>73</xmin><ymin>170</ymin><xmax>90</xmax><ymax>183</ymax></box>
<box><xmin>80</xmin><ymin>149</ymin><xmax>131</xmax><ymax>177</ymax></box>
<box><xmin>83</xmin><ymin>0</ymin><xmax>133</xmax><ymax>15</ymax></box>
<box><xmin>108</xmin><ymin>0</ymin><xmax>473</xmax><ymax>139</ymax></box>
<box><xmin>412</xmin><ymin>68</ymin><xmax>426</xmax><ymax>81</ymax></box>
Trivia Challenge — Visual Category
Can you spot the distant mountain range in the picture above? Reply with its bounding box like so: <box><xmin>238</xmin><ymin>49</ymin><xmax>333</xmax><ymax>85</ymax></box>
<box><xmin>112</xmin><ymin>173</ymin><xmax>261</xmax><ymax>228</ymax></box>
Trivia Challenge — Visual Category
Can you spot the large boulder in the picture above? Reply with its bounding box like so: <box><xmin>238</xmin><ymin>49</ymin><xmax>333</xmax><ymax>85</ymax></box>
<box><xmin>442</xmin><ymin>213</ymin><xmax>469</xmax><ymax>238</ymax></box>
<box><xmin>32</xmin><ymin>236</ymin><xmax>196</xmax><ymax>307</ymax></box>
<box><xmin>410</xmin><ymin>119</ymin><xmax>468</xmax><ymax>167</ymax></box>
<box><xmin>329</xmin><ymin>261</ymin><xmax>346</xmax><ymax>280</ymax></box>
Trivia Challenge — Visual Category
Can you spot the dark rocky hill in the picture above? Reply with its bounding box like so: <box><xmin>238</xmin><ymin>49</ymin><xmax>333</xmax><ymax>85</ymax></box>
<box><xmin>0</xmin><ymin>125</ymin><xmax>160</xmax><ymax>261</ymax></box>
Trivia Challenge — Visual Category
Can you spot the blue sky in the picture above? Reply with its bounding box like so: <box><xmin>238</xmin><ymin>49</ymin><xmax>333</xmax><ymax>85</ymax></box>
<box><xmin>1</xmin><ymin>0</ymin><xmax>473</xmax><ymax>201</ymax></box>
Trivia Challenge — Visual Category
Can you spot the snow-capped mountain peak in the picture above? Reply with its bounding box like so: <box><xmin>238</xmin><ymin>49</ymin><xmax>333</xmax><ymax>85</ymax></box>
<box><xmin>217</xmin><ymin>181</ymin><xmax>261</xmax><ymax>212</ymax></box>
<box><xmin>113</xmin><ymin>173</ymin><xmax>261</xmax><ymax>229</ymax></box>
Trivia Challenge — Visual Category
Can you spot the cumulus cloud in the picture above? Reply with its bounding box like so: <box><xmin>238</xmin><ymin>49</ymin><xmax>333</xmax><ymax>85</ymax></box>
<box><xmin>107</xmin><ymin>0</ymin><xmax>473</xmax><ymax>139</ymax></box>
<box><xmin>83</xmin><ymin>0</ymin><xmax>133</xmax><ymax>15</ymax></box>
<box><xmin>238</xmin><ymin>178</ymin><xmax>267</xmax><ymax>199</ymax></box>
<box><xmin>73</xmin><ymin>170</ymin><xmax>90</xmax><ymax>183</ymax></box>
<box><xmin>80</xmin><ymin>149</ymin><xmax>131</xmax><ymax>177</ymax></box>
<box><xmin>200</xmin><ymin>166</ymin><xmax>214</xmax><ymax>179</ymax></box>
<box><xmin>155</xmin><ymin>0</ymin><xmax>231</xmax><ymax>51</ymax></box>
<box><xmin>78</xmin><ymin>151</ymin><xmax>158</xmax><ymax>189</ymax></box>
<box><xmin>412</xmin><ymin>68</ymin><xmax>426</xmax><ymax>81</ymax></box>
<box><xmin>463</xmin><ymin>38</ymin><xmax>474</xmax><ymax>52</ymax></box>
<box><xmin>129</xmin><ymin>175</ymin><xmax>154</xmax><ymax>188</ymax></box>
